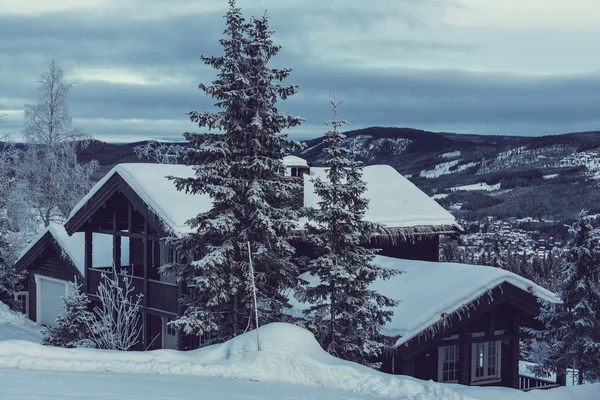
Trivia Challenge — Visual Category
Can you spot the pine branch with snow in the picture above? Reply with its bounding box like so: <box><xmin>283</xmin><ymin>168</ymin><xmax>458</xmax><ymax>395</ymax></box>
<box><xmin>134</xmin><ymin>140</ymin><xmax>184</xmax><ymax>164</ymax></box>
<box><xmin>298</xmin><ymin>94</ymin><xmax>400</xmax><ymax>367</ymax></box>
<box><xmin>531</xmin><ymin>211</ymin><xmax>600</xmax><ymax>383</ymax></box>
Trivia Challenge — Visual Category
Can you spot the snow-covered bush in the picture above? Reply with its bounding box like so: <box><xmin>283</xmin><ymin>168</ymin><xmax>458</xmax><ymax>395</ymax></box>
<box><xmin>86</xmin><ymin>267</ymin><xmax>143</xmax><ymax>351</ymax></box>
<box><xmin>42</xmin><ymin>280</ymin><xmax>95</xmax><ymax>348</ymax></box>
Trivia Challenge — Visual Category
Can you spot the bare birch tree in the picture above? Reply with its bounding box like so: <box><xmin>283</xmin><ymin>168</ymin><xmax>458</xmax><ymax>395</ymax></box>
<box><xmin>134</xmin><ymin>140</ymin><xmax>184</xmax><ymax>164</ymax></box>
<box><xmin>13</xmin><ymin>60</ymin><xmax>98</xmax><ymax>228</ymax></box>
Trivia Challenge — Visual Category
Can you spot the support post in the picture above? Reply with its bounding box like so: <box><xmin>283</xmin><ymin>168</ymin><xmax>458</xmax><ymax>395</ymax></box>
<box><xmin>142</xmin><ymin>219</ymin><xmax>149</xmax><ymax>350</ymax></box>
<box><xmin>458</xmin><ymin>326</ymin><xmax>471</xmax><ymax>385</ymax></box>
<box><xmin>112</xmin><ymin>208</ymin><xmax>121</xmax><ymax>271</ymax></box>
<box><xmin>84</xmin><ymin>231</ymin><xmax>92</xmax><ymax>294</ymax></box>
<box><xmin>509</xmin><ymin>312</ymin><xmax>521</xmax><ymax>389</ymax></box>
<box><xmin>247</xmin><ymin>241</ymin><xmax>260</xmax><ymax>351</ymax></box>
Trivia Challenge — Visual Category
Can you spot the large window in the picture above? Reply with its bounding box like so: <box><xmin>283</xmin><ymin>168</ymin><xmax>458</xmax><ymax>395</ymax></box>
<box><xmin>438</xmin><ymin>344</ymin><xmax>460</xmax><ymax>383</ymax></box>
<box><xmin>471</xmin><ymin>340</ymin><xmax>501</xmax><ymax>383</ymax></box>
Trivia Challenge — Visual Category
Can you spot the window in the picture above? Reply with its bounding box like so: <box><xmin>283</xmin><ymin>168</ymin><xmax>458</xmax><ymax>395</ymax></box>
<box><xmin>14</xmin><ymin>291</ymin><xmax>29</xmax><ymax>315</ymax></box>
<box><xmin>438</xmin><ymin>344</ymin><xmax>459</xmax><ymax>383</ymax></box>
<box><xmin>166</xmin><ymin>318</ymin><xmax>176</xmax><ymax>336</ymax></box>
<box><xmin>471</xmin><ymin>340</ymin><xmax>501</xmax><ymax>383</ymax></box>
<box><xmin>160</xmin><ymin>242</ymin><xmax>178</xmax><ymax>266</ymax></box>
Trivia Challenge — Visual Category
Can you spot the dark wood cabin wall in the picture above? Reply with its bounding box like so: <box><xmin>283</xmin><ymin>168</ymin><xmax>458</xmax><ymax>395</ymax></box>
<box><xmin>388</xmin><ymin>303</ymin><xmax>521</xmax><ymax>384</ymax></box>
<box><xmin>372</xmin><ymin>236</ymin><xmax>440</xmax><ymax>262</ymax></box>
<box><xmin>292</xmin><ymin>234</ymin><xmax>442</xmax><ymax>268</ymax></box>
<box><xmin>414</xmin><ymin>350</ymin><xmax>438</xmax><ymax>381</ymax></box>
<box><xmin>27</xmin><ymin>252</ymin><xmax>82</xmax><ymax>322</ymax></box>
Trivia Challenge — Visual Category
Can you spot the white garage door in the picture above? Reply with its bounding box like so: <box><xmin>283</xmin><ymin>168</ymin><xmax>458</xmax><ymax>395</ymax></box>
<box><xmin>36</xmin><ymin>276</ymin><xmax>69</xmax><ymax>326</ymax></box>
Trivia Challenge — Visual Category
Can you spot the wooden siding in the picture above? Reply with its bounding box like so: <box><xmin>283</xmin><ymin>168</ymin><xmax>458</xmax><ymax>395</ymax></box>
<box><xmin>27</xmin><ymin>251</ymin><xmax>82</xmax><ymax>322</ymax></box>
<box><xmin>372</xmin><ymin>235</ymin><xmax>440</xmax><ymax>262</ymax></box>
<box><xmin>382</xmin><ymin>301</ymin><xmax>556</xmax><ymax>389</ymax></box>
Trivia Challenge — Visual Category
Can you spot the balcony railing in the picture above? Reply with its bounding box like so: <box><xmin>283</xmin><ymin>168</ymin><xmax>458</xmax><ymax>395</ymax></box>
<box><xmin>87</xmin><ymin>268</ymin><xmax>178</xmax><ymax>315</ymax></box>
<box><xmin>519</xmin><ymin>375</ymin><xmax>560</xmax><ymax>391</ymax></box>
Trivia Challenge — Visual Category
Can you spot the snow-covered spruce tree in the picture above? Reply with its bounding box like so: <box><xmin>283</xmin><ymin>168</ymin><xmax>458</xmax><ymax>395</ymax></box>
<box><xmin>164</xmin><ymin>0</ymin><xmax>303</xmax><ymax>342</ymax></box>
<box><xmin>43</xmin><ymin>280</ymin><xmax>95</xmax><ymax>348</ymax></box>
<box><xmin>298</xmin><ymin>95</ymin><xmax>399</xmax><ymax>366</ymax></box>
<box><xmin>531</xmin><ymin>211</ymin><xmax>600</xmax><ymax>383</ymax></box>
<box><xmin>86</xmin><ymin>267</ymin><xmax>143</xmax><ymax>351</ymax></box>
<box><xmin>12</xmin><ymin>59</ymin><xmax>98</xmax><ymax>228</ymax></box>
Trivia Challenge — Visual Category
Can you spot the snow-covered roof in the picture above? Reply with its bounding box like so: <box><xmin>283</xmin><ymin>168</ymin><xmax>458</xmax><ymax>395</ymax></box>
<box><xmin>282</xmin><ymin>155</ymin><xmax>309</xmax><ymax>168</ymax></box>
<box><xmin>17</xmin><ymin>223</ymin><xmax>86</xmax><ymax>275</ymax></box>
<box><xmin>68</xmin><ymin>162</ymin><xmax>458</xmax><ymax>235</ymax></box>
<box><xmin>16</xmin><ymin>224</ymin><xmax>121</xmax><ymax>276</ymax></box>
<box><xmin>68</xmin><ymin>164</ymin><xmax>212</xmax><ymax>235</ymax></box>
<box><xmin>289</xmin><ymin>256</ymin><xmax>559</xmax><ymax>348</ymax></box>
<box><xmin>304</xmin><ymin>166</ymin><xmax>458</xmax><ymax>229</ymax></box>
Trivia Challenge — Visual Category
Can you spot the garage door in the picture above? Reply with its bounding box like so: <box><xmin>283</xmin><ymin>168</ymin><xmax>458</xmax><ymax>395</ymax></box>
<box><xmin>36</xmin><ymin>276</ymin><xmax>68</xmax><ymax>326</ymax></box>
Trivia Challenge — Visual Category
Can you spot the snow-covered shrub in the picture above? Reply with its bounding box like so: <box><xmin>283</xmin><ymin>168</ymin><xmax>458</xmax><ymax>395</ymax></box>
<box><xmin>86</xmin><ymin>267</ymin><xmax>143</xmax><ymax>351</ymax></box>
<box><xmin>43</xmin><ymin>280</ymin><xmax>95</xmax><ymax>348</ymax></box>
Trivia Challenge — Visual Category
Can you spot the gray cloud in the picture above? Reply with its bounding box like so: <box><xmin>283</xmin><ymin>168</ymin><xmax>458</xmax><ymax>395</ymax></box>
<box><xmin>1</xmin><ymin>0</ymin><xmax>599</xmax><ymax>142</ymax></box>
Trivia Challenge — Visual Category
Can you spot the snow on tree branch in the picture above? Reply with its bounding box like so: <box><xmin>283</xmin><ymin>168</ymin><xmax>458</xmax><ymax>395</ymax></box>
<box><xmin>134</xmin><ymin>140</ymin><xmax>184</xmax><ymax>164</ymax></box>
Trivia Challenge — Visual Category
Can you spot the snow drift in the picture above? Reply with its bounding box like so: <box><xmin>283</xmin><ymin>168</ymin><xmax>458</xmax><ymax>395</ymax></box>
<box><xmin>0</xmin><ymin>301</ymin><xmax>42</xmax><ymax>342</ymax></box>
<box><xmin>0</xmin><ymin>322</ymin><xmax>470</xmax><ymax>399</ymax></box>
<box><xmin>0</xmin><ymin>322</ymin><xmax>597</xmax><ymax>400</ymax></box>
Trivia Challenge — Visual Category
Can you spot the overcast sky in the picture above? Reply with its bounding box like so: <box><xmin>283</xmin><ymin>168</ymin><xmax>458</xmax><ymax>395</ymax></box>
<box><xmin>1</xmin><ymin>0</ymin><xmax>599</xmax><ymax>142</ymax></box>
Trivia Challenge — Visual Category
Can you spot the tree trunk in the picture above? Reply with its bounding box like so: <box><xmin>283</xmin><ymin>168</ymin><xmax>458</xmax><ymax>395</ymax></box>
<box><xmin>330</xmin><ymin>280</ymin><xmax>336</xmax><ymax>353</ymax></box>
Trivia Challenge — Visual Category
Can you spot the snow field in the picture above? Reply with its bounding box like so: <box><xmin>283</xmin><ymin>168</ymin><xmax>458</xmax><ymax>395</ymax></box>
<box><xmin>451</xmin><ymin>182</ymin><xmax>501</xmax><ymax>192</ymax></box>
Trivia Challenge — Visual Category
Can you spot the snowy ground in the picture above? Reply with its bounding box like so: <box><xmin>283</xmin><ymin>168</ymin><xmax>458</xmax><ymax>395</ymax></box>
<box><xmin>0</xmin><ymin>302</ymin><xmax>42</xmax><ymax>343</ymax></box>
<box><xmin>0</xmin><ymin>368</ymin><xmax>385</xmax><ymax>400</ymax></box>
<box><xmin>0</xmin><ymin>306</ymin><xmax>597</xmax><ymax>400</ymax></box>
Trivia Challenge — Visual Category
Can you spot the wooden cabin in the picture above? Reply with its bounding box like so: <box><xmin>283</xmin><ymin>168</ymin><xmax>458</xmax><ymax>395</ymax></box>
<box><xmin>290</xmin><ymin>256</ymin><xmax>562</xmax><ymax>390</ymax></box>
<box><xmin>11</xmin><ymin>156</ymin><xmax>563</xmax><ymax>390</ymax></box>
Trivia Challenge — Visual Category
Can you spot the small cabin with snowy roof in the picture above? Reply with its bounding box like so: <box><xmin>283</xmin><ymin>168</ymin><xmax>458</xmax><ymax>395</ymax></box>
<box><xmin>12</xmin><ymin>156</ymin><xmax>562</xmax><ymax>390</ymax></box>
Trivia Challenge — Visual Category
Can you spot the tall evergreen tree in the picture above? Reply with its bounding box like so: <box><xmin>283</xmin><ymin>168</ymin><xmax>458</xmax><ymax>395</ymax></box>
<box><xmin>299</xmin><ymin>94</ymin><xmax>398</xmax><ymax>366</ymax></box>
<box><xmin>165</xmin><ymin>0</ymin><xmax>302</xmax><ymax>342</ymax></box>
<box><xmin>532</xmin><ymin>211</ymin><xmax>600</xmax><ymax>383</ymax></box>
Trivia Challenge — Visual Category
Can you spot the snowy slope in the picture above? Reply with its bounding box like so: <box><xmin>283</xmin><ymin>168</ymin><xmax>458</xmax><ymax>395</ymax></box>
<box><xmin>290</xmin><ymin>257</ymin><xmax>558</xmax><ymax>346</ymax></box>
<box><xmin>0</xmin><ymin>301</ymin><xmax>42</xmax><ymax>343</ymax></box>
